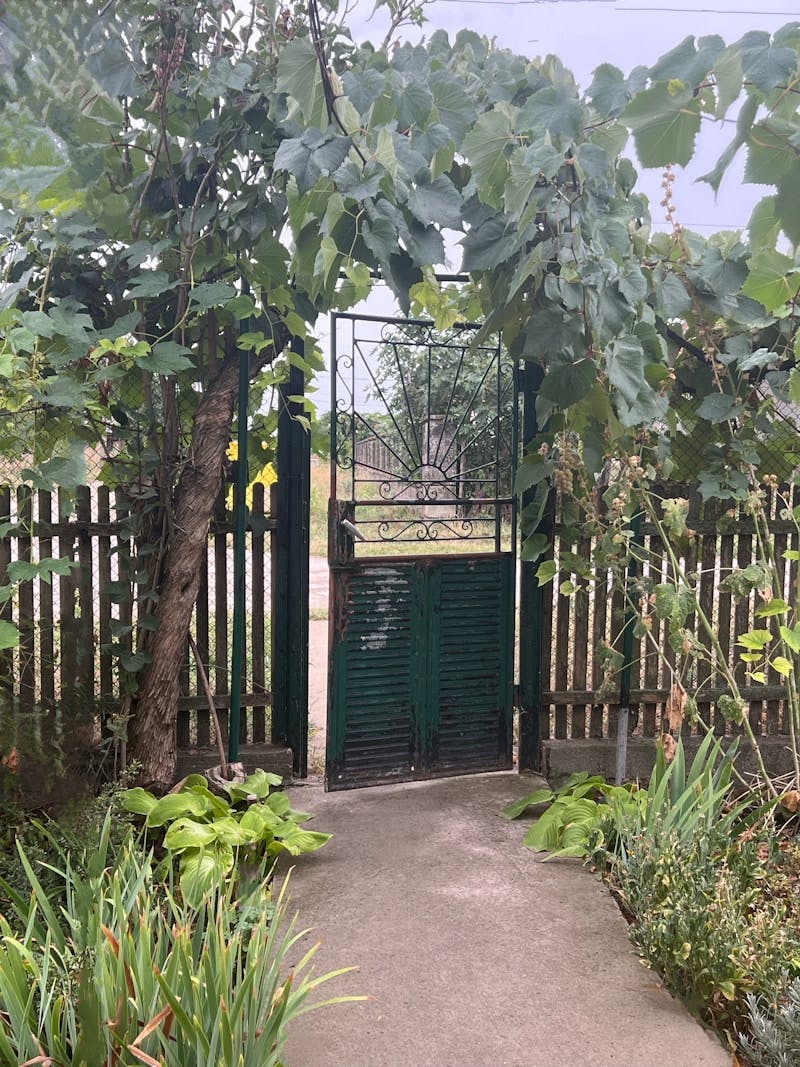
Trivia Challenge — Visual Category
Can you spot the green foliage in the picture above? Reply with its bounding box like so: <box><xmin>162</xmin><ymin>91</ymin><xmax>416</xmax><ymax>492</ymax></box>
<box><xmin>501</xmin><ymin>772</ymin><xmax>638</xmax><ymax>859</ymax></box>
<box><xmin>120</xmin><ymin>772</ymin><xmax>331</xmax><ymax>906</ymax></box>
<box><xmin>615</xmin><ymin>826</ymin><xmax>800</xmax><ymax>1040</ymax></box>
<box><xmin>503</xmin><ymin>733</ymin><xmax>762</xmax><ymax>861</ymax></box>
<box><xmin>0</xmin><ymin>772</ymin><xmax>138</xmax><ymax>934</ymax></box>
<box><xmin>504</xmin><ymin>739</ymin><xmax>787</xmax><ymax>1052</ymax></box>
<box><xmin>0</xmin><ymin>818</ymin><xmax>356</xmax><ymax>1066</ymax></box>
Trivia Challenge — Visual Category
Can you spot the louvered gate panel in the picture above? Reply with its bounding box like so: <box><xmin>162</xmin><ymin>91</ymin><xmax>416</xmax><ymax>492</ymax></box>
<box><xmin>433</xmin><ymin>556</ymin><xmax>513</xmax><ymax>773</ymax></box>
<box><xmin>327</xmin><ymin>563</ymin><xmax>419</xmax><ymax>789</ymax></box>
<box><xmin>327</xmin><ymin>555</ymin><xmax>513</xmax><ymax>790</ymax></box>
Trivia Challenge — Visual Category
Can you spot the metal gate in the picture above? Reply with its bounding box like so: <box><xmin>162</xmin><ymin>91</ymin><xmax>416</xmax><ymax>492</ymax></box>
<box><xmin>326</xmin><ymin>313</ymin><xmax>518</xmax><ymax>789</ymax></box>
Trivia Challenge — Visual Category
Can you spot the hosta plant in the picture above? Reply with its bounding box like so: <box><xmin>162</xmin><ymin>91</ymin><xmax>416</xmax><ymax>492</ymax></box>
<box><xmin>500</xmin><ymin>771</ymin><xmax>639</xmax><ymax>859</ymax></box>
<box><xmin>121</xmin><ymin>770</ymin><xmax>331</xmax><ymax>906</ymax></box>
<box><xmin>0</xmin><ymin>815</ymin><xmax>357</xmax><ymax>1066</ymax></box>
<box><xmin>503</xmin><ymin>732</ymin><xmax>766</xmax><ymax>860</ymax></box>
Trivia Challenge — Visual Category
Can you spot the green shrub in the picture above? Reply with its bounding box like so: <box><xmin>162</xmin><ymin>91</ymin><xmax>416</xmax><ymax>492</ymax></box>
<box><xmin>502</xmin><ymin>733</ymin><xmax>756</xmax><ymax>862</ymax></box>
<box><xmin>0</xmin><ymin>771</ymin><xmax>137</xmax><ymax>932</ymax></box>
<box><xmin>121</xmin><ymin>770</ymin><xmax>331</xmax><ymax>906</ymax></box>
<box><xmin>614</xmin><ymin>825</ymin><xmax>800</xmax><ymax>1040</ymax></box>
<box><xmin>0</xmin><ymin>816</ymin><xmax>357</xmax><ymax>1066</ymax></box>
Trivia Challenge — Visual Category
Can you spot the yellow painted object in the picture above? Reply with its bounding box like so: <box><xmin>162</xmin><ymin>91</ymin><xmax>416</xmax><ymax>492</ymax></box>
<box><xmin>226</xmin><ymin>441</ymin><xmax>276</xmax><ymax>508</ymax></box>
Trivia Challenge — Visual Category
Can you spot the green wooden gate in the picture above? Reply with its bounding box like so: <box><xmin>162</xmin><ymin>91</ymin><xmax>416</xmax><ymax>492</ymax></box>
<box><xmin>326</xmin><ymin>314</ymin><xmax>518</xmax><ymax>790</ymax></box>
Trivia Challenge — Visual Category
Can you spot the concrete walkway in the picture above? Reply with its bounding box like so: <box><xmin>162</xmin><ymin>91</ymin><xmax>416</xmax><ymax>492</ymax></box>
<box><xmin>283</xmin><ymin>772</ymin><xmax>730</xmax><ymax>1067</ymax></box>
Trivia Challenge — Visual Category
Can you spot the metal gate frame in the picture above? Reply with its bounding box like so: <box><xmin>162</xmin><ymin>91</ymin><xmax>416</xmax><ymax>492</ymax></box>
<box><xmin>325</xmin><ymin>312</ymin><xmax>523</xmax><ymax>789</ymax></box>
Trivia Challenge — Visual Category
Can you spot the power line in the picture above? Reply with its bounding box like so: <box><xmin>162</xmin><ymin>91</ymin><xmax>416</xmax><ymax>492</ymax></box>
<box><xmin>617</xmin><ymin>6</ymin><xmax>798</xmax><ymax>12</ymax></box>
<box><xmin>435</xmin><ymin>0</ymin><xmax>614</xmax><ymax>5</ymax></box>
<box><xmin>433</xmin><ymin>0</ymin><xmax>795</xmax><ymax>10</ymax></box>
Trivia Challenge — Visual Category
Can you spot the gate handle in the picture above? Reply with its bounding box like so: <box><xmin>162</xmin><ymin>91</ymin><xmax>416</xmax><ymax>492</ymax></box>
<box><xmin>340</xmin><ymin>518</ymin><xmax>366</xmax><ymax>542</ymax></box>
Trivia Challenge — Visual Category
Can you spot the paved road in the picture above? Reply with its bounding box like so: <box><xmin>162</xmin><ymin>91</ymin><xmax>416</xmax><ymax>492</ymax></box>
<box><xmin>283</xmin><ymin>773</ymin><xmax>730</xmax><ymax>1067</ymax></box>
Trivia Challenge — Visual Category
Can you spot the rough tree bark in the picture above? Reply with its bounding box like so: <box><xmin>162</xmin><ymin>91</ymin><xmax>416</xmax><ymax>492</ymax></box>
<box><xmin>130</xmin><ymin>331</ymin><xmax>287</xmax><ymax>791</ymax></box>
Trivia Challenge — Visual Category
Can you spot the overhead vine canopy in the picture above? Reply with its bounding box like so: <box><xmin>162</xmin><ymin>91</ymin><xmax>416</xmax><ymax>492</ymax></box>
<box><xmin>0</xmin><ymin>0</ymin><xmax>798</xmax><ymax>783</ymax></box>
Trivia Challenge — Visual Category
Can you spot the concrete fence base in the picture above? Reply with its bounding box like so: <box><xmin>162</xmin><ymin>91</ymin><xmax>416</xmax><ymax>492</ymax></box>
<box><xmin>540</xmin><ymin>735</ymin><xmax>799</xmax><ymax>789</ymax></box>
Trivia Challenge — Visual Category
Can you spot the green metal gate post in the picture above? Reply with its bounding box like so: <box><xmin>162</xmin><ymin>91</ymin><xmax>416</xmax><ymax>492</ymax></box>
<box><xmin>271</xmin><ymin>339</ymin><xmax>310</xmax><ymax>776</ymax></box>
<box><xmin>228</xmin><ymin>322</ymin><xmax>250</xmax><ymax>764</ymax></box>
<box><xmin>518</xmin><ymin>362</ymin><xmax>546</xmax><ymax>771</ymax></box>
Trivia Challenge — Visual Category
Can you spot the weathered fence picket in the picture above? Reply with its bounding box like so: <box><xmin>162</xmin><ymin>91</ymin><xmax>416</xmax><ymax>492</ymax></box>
<box><xmin>540</xmin><ymin>487</ymin><xmax>798</xmax><ymax>744</ymax></box>
<box><xmin>0</xmin><ymin>485</ymin><xmax>275</xmax><ymax>754</ymax></box>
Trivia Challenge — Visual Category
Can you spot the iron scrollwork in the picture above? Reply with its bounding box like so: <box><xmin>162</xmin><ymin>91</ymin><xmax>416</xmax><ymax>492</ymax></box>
<box><xmin>331</xmin><ymin>313</ymin><xmax>516</xmax><ymax>552</ymax></box>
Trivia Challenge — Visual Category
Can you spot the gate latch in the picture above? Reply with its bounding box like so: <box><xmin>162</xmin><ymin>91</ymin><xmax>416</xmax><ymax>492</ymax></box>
<box><xmin>340</xmin><ymin>518</ymin><xmax>366</xmax><ymax>542</ymax></box>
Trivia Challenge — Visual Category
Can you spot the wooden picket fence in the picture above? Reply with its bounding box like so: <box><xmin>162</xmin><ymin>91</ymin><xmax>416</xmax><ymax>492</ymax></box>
<box><xmin>3</xmin><ymin>476</ymin><xmax>798</xmax><ymax>760</ymax></box>
<box><xmin>0</xmin><ymin>483</ymin><xmax>275</xmax><ymax>750</ymax></box>
<box><xmin>539</xmin><ymin>486</ymin><xmax>799</xmax><ymax>743</ymax></box>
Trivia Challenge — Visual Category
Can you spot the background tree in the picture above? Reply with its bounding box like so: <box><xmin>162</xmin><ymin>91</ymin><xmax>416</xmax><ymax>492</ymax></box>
<box><xmin>363</xmin><ymin>322</ymin><xmax>515</xmax><ymax>497</ymax></box>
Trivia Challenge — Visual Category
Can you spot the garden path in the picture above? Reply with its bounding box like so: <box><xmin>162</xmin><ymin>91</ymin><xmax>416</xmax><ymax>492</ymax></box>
<box><xmin>283</xmin><ymin>772</ymin><xmax>731</xmax><ymax>1067</ymax></box>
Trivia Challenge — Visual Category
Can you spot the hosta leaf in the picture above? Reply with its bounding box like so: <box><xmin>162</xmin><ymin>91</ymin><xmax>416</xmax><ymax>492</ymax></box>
<box><xmin>266</xmin><ymin>791</ymin><xmax>291</xmax><ymax>816</ymax></box>
<box><xmin>179</xmin><ymin>843</ymin><xmax>234</xmax><ymax>908</ymax></box>
<box><xmin>163</xmin><ymin>817</ymin><xmax>217</xmax><ymax>851</ymax></box>
<box><xmin>209</xmin><ymin>816</ymin><xmax>260</xmax><ymax>846</ymax></box>
<box><xmin>146</xmin><ymin>792</ymin><xmax>214</xmax><ymax>828</ymax></box>
<box><xmin>499</xmin><ymin>789</ymin><xmax>554</xmax><ymax>820</ymax></box>
<box><xmin>227</xmin><ymin>767</ymin><xmax>283</xmax><ymax>802</ymax></box>
<box><xmin>273</xmin><ymin>825</ymin><xmax>332</xmax><ymax>854</ymax></box>
<box><xmin>239</xmin><ymin>804</ymin><xmax>281</xmax><ymax>835</ymax></box>
<box><xmin>119</xmin><ymin>786</ymin><xmax>157</xmax><ymax>816</ymax></box>
<box><xmin>523</xmin><ymin>807</ymin><xmax>563</xmax><ymax>852</ymax></box>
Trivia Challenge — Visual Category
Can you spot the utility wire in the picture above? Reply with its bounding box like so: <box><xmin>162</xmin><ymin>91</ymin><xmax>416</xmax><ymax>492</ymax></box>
<box><xmin>619</xmin><ymin>6</ymin><xmax>798</xmax><ymax>13</ymax></box>
<box><xmin>434</xmin><ymin>0</ymin><xmax>795</xmax><ymax>10</ymax></box>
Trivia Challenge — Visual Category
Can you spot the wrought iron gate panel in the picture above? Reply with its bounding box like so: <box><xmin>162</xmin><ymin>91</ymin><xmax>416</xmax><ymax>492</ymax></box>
<box><xmin>327</xmin><ymin>312</ymin><xmax>518</xmax><ymax>790</ymax></box>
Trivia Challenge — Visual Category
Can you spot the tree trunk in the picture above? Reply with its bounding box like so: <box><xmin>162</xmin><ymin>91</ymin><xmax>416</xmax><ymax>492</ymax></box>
<box><xmin>129</xmin><ymin>334</ymin><xmax>283</xmax><ymax>791</ymax></box>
